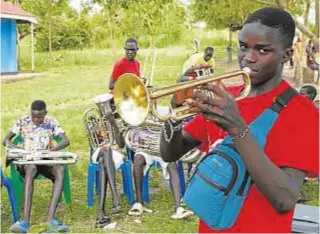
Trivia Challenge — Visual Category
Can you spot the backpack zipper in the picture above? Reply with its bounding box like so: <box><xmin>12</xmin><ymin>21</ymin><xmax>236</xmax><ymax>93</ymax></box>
<box><xmin>196</xmin><ymin>149</ymin><xmax>238</xmax><ymax>196</ymax></box>
<box><xmin>196</xmin><ymin>171</ymin><xmax>227</xmax><ymax>194</ymax></box>
<box><xmin>236</xmin><ymin>171</ymin><xmax>250</xmax><ymax>196</ymax></box>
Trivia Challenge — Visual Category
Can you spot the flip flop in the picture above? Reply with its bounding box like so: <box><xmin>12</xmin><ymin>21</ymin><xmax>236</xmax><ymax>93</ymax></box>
<box><xmin>128</xmin><ymin>203</ymin><xmax>153</xmax><ymax>216</ymax></box>
<box><xmin>171</xmin><ymin>207</ymin><xmax>194</xmax><ymax>220</ymax></box>
<box><xmin>95</xmin><ymin>216</ymin><xmax>111</xmax><ymax>228</ymax></box>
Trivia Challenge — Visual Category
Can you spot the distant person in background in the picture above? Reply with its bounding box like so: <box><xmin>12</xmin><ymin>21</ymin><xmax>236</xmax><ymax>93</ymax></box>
<box><xmin>305</xmin><ymin>40</ymin><xmax>319</xmax><ymax>82</ymax></box>
<box><xmin>300</xmin><ymin>84</ymin><xmax>319</xmax><ymax>109</ymax></box>
<box><xmin>300</xmin><ymin>85</ymin><xmax>317</xmax><ymax>102</ymax></box>
<box><xmin>194</xmin><ymin>39</ymin><xmax>200</xmax><ymax>53</ymax></box>
<box><xmin>226</xmin><ymin>45</ymin><xmax>232</xmax><ymax>63</ymax></box>
<box><xmin>306</xmin><ymin>40</ymin><xmax>316</xmax><ymax>66</ymax></box>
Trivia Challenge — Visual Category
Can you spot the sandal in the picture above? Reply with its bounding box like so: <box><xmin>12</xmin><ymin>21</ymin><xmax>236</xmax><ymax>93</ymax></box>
<box><xmin>128</xmin><ymin>203</ymin><xmax>153</xmax><ymax>216</ymax></box>
<box><xmin>171</xmin><ymin>207</ymin><xmax>194</xmax><ymax>220</ymax></box>
<box><xmin>95</xmin><ymin>216</ymin><xmax>111</xmax><ymax>228</ymax></box>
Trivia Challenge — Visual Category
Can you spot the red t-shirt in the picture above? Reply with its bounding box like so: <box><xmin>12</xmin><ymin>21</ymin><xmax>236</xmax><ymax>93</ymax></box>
<box><xmin>183</xmin><ymin>80</ymin><xmax>319</xmax><ymax>233</ymax></box>
<box><xmin>111</xmin><ymin>57</ymin><xmax>140</xmax><ymax>80</ymax></box>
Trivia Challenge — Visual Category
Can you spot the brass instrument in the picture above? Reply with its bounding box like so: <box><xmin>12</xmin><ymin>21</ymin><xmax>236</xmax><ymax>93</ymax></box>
<box><xmin>6</xmin><ymin>147</ymin><xmax>78</xmax><ymax>165</ymax></box>
<box><xmin>124</xmin><ymin>106</ymin><xmax>168</xmax><ymax>156</ymax></box>
<box><xmin>113</xmin><ymin>68</ymin><xmax>251</xmax><ymax>126</ymax></box>
<box><xmin>83</xmin><ymin>94</ymin><xmax>124</xmax><ymax>151</ymax></box>
<box><xmin>142</xmin><ymin>47</ymin><xmax>157</xmax><ymax>87</ymax></box>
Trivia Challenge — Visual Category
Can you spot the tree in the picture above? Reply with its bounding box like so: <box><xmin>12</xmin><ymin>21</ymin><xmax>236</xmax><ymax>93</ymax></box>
<box><xmin>253</xmin><ymin>0</ymin><xmax>319</xmax><ymax>51</ymax></box>
<box><xmin>190</xmin><ymin>0</ymin><xmax>261</xmax><ymax>62</ymax></box>
<box><xmin>190</xmin><ymin>0</ymin><xmax>261</xmax><ymax>29</ymax></box>
<box><xmin>253</xmin><ymin>0</ymin><xmax>319</xmax><ymax>85</ymax></box>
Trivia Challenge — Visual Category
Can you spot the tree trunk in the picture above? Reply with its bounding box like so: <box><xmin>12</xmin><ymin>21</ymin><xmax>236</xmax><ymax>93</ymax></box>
<box><xmin>48</xmin><ymin>0</ymin><xmax>52</xmax><ymax>54</ymax></box>
<box><xmin>316</xmin><ymin>0</ymin><xmax>319</xmax><ymax>39</ymax></box>
<box><xmin>276</xmin><ymin>0</ymin><xmax>288</xmax><ymax>8</ymax></box>
<box><xmin>106</xmin><ymin>9</ymin><xmax>116</xmax><ymax>62</ymax></box>
<box><xmin>17</xmin><ymin>29</ymin><xmax>21</xmax><ymax>71</ymax></box>
<box><xmin>149</xmin><ymin>35</ymin><xmax>154</xmax><ymax>47</ymax></box>
<box><xmin>228</xmin><ymin>28</ymin><xmax>232</xmax><ymax>63</ymax></box>
<box><xmin>253</xmin><ymin>0</ymin><xmax>319</xmax><ymax>51</ymax></box>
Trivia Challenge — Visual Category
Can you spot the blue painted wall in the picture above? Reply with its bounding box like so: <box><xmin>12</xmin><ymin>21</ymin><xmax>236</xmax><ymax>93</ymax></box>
<box><xmin>1</xmin><ymin>18</ymin><xmax>17</xmax><ymax>73</ymax></box>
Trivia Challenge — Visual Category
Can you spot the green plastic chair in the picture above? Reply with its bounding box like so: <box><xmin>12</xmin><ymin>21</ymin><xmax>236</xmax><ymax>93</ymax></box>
<box><xmin>9</xmin><ymin>135</ymin><xmax>72</xmax><ymax>212</ymax></box>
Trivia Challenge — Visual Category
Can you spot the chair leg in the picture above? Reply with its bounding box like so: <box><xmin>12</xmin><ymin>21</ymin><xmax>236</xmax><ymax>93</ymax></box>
<box><xmin>63</xmin><ymin>167</ymin><xmax>72</xmax><ymax>205</ymax></box>
<box><xmin>3</xmin><ymin>177</ymin><xmax>20</xmax><ymax>223</ymax></box>
<box><xmin>10</xmin><ymin>164</ymin><xmax>23</xmax><ymax>212</ymax></box>
<box><xmin>121</xmin><ymin>164</ymin><xmax>128</xmax><ymax>196</ymax></box>
<box><xmin>95</xmin><ymin>168</ymin><xmax>101</xmax><ymax>195</ymax></box>
<box><xmin>177</xmin><ymin>161</ymin><xmax>186</xmax><ymax>196</ymax></box>
<box><xmin>142</xmin><ymin>171</ymin><xmax>150</xmax><ymax>203</ymax></box>
<box><xmin>87</xmin><ymin>163</ymin><xmax>96</xmax><ymax>207</ymax></box>
<box><xmin>122</xmin><ymin>161</ymin><xmax>135</xmax><ymax>205</ymax></box>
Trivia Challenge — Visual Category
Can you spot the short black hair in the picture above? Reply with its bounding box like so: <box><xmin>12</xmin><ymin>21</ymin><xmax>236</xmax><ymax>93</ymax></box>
<box><xmin>244</xmin><ymin>7</ymin><xmax>295</xmax><ymax>48</ymax></box>
<box><xmin>205</xmin><ymin>47</ymin><xmax>214</xmax><ymax>53</ymax></box>
<box><xmin>31</xmin><ymin>100</ymin><xmax>46</xmax><ymax>111</ymax></box>
<box><xmin>300</xmin><ymin>85</ymin><xmax>317</xmax><ymax>100</ymax></box>
<box><xmin>125</xmin><ymin>38</ymin><xmax>138</xmax><ymax>46</ymax></box>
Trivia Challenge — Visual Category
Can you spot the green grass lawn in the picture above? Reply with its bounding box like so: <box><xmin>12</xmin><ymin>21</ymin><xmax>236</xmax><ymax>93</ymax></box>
<box><xmin>1</xmin><ymin>47</ymin><xmax>318</xmax><ymax>233</ymax></box>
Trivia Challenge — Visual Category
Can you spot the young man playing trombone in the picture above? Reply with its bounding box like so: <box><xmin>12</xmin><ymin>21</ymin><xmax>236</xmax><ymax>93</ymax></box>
<box><xmin>3</xmin><ymin>100</ymin><xmax>70</xmax><ymax>233</ymax></box>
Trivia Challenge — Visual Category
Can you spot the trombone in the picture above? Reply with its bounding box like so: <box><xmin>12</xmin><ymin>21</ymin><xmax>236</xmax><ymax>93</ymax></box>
<box><xmin>142</xmin><ymin>47</ymin><xmax>157</xmax><ymax>87</ymax></box>
<box><xmin>113</xmin><ymin>68</ymin><xmax>251</xmax><ymax>126</ymax></box>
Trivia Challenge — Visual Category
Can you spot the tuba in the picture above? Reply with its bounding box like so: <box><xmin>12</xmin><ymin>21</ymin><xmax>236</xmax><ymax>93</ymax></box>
<box><xmin>113</xmin><ymin>68</ymin><xmax>251</xmax><ymax>126</ymax></box>
<box><xmin>82</xmin><ymin>93</ymin><xmax>125</xmax><ymax>151</ymax></box>
<box><xmin>124</xmin><ymin>106</ymin><xmax>168</xmax><ymax>156</ymax></box>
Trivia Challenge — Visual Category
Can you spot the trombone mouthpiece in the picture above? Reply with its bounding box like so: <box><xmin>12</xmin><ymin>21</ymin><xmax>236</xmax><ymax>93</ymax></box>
<box><xmin>242</xmin><ymin>67</ymin><xmax>251</xmax><ymax>75</ymax></box>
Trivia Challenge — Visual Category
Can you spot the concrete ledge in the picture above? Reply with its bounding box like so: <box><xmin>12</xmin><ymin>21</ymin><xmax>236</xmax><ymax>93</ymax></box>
<box><xmin>1</xmin><ymin>72</ymin><xmax>42</xmax><ymax>84</ymax></box>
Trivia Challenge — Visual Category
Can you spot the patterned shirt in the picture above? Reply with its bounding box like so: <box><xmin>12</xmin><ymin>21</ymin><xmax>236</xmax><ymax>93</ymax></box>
<box><xmin>10</xmin><ymin>115</ymin><xmax>65</xmax><ymax>151</ymax></box>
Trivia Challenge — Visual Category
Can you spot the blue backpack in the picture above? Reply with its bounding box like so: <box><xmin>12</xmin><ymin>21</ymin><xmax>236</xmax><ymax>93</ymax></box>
<box><xmin>183</xmin><ymin>87</ymin><xmax>298</xmax><ymax>230</ymax></box>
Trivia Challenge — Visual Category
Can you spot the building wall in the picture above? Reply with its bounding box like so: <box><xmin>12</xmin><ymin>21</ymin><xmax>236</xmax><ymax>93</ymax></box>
<box><xmin>1</xmin><ymin>18</ymin><xmax>17</xmax><ymax>74</ymax></box>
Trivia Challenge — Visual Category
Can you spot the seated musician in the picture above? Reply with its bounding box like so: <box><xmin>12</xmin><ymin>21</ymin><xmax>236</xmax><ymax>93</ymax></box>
<box><xmin>127</xmin><ymin>106</ymin><xmax>194</xmax><ymax>220</ymax></box>
<box><xmin>181</xmin><ymin>46</ymin><xmax>215</xmax><ymax>81</ymax></box>
<box><xmin>2</xmin><ymin>100</ymin><xmax>70</xmax><ymax>233</ymax></box>
<box><xmin>88</xmin><ymin>118</ymin><xmax>122</xmax><ymax>228</ymax></box>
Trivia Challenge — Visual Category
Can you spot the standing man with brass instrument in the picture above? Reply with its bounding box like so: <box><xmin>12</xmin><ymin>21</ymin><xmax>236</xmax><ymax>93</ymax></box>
<box><xmin>3</xmin><ymin>100</ymin><xmax>71</xmax><ymax>233</ymax></box>
<box><xmin>109</xmin><ymin>38</ymin><xmax>141</xmax><ymax>93</ymax></box>
<box><xmin>160</xmin><ymin>7</ymin><xmax>319</xmax><ymax>233</ymax></box>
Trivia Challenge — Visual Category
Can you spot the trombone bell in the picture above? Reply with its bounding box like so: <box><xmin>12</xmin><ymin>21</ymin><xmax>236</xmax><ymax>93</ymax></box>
<box><xmin>114</xmin><ymin>69</ymin><xmax>251</xmax><ymax>126</ymax></box>
<box><xmin>114</xmin><ymin>73</ymin><xmax>150</xmax><ymax>126</ymax></box>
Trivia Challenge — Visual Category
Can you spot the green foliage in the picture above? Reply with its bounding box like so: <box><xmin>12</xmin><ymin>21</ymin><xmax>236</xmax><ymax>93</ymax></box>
<box><xmin>190</xmin><ymin>0</ymin><xmax>261</xmax><ymax>29</ymax></box>
<box><xmin>36</xmin><ymin>14</ymin><xmax>92</xmax><ymax>51</ymax></box>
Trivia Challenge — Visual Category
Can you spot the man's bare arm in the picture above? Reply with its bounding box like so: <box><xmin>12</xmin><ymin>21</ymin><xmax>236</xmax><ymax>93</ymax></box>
<box><xmin>50</xmin><ymin>133</ymin><xmax>70</xmax><ymax>151</ymax></box>
<box><xmin>2</xmin><ymin>131</ymin><xmax>17</xmax><ymax>148</ymax></box>
<box><xmin>109</xmin><ymin>78</ymin><xmax>116</xmax><ymax>91</ymax></box>
<box><xmin>160</xmin><ymin>128</ymin><xmax>201</xmax><ymax>162</ymax></box>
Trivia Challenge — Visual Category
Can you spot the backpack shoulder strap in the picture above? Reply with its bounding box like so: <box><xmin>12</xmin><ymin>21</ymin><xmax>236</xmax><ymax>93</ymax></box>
<box><xmin>269</xmin><ymin>87</ymin><xmax>299</xmax><ymax>113</ymax></box>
